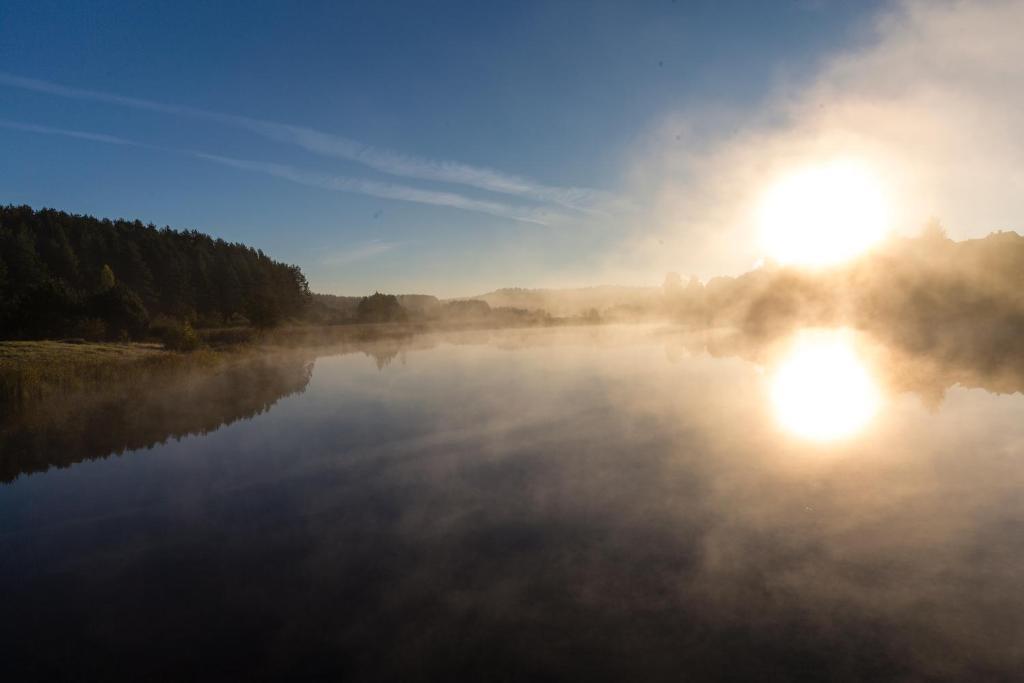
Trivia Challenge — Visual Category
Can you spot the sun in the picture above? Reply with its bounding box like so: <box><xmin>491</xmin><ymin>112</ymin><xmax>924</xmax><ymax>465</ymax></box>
<box><xmin>770</xmin><ymin>330</ymin><xmax>881</xmax><ymax>442</ymax></box>
<box><xmin>757</xmin><ymin>159</ymin><xmax>890</xmax><ymax>267</ymax></box>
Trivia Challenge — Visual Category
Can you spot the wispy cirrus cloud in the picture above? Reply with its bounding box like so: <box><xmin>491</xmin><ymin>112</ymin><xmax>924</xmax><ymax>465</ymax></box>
<box><xmin>0</xmin><ymin>117</ymin><xmax>556</xmax><ymax>224</ymax></box>
<box><xmin>321</xmin><ymin>239</ymin><xmax>405</xmax><ymax>266</ymax></box>
<box><xmin>193</xmin><ymin>152</ymin><xmax>558</xmax><ymax>225</ymax></box>
<box><xmin>237</xmin><ymin>121</ymin><xmax>609</xmax><ymax>213</ymax></box>
<box><xmin>0</xmin><ymin>72</ymin><xmax>606</xmax><ymax>212</ymax></box>
<box><xmin>0</xmin><ymin>118</ymin><xmax>144</xmax><ymax>147</ymax></box>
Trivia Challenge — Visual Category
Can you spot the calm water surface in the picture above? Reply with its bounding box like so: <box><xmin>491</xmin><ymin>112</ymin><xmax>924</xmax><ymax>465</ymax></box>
<box><xmin>2</xmin><ymin>326</ymin><xmax>1023</xmax><ymax>681</ymax></box>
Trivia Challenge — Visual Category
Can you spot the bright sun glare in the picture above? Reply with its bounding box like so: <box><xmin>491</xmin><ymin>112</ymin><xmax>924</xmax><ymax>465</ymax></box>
<box><xmin>758</xmin><ymin>159</ymin><xmax>890</xmax><ymax>268</ymax></box>
<box><xmin>770</xmin><ymin>330</ymin><xmax>881</xmax><ymax>442</ymax></box>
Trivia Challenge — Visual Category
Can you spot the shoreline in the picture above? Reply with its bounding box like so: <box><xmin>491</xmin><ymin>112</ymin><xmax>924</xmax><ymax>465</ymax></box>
<box><xmin>0</xmin><ymin>319</ymin><xmax>611</xmax><ymax>412</ymax></box>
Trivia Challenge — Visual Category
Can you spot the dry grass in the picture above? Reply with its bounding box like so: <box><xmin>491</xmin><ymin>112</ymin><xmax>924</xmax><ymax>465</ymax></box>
<box><xmin>0</xmin><ymin>341</ymin><xmax>221</xmax><ymax>411</ymax></box>
<box><xmin>0</xmin><ymin>340</ymin><xmax>165</xmax><ymax>364</ymax></box>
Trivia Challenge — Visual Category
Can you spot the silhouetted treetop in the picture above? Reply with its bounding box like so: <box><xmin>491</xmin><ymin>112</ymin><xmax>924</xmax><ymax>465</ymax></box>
<box><xmin>357</xmin><ymin>292</ymin><xmax>406</xmax><ymax>323</ymax></box>
<box><xmin>0</xmin><ymin>205</ymin><xmax>310</xmax><ymax>339</ymax></box>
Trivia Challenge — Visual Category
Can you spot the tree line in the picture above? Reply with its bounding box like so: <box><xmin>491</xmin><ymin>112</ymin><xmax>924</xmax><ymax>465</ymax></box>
<box><xmin>0</xmin><ymin>205</ymin><xmax>310</xmax><ymax>341</ymax></box>
<box><xmin>661</xmin><ymin>224</ymin><xmax>1024</xmax><ymax>366</ymax></box>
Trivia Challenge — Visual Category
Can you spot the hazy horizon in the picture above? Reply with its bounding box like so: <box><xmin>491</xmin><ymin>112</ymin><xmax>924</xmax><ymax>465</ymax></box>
<box><xmin>4</xmin><ymin>5</ymin><xmax>1024</xmax><ymax>678</ymax></box>
<box><xmin>5</xmin><ymin>1</ymin><xmax>1023</xmax><ymax>297</ymax></box>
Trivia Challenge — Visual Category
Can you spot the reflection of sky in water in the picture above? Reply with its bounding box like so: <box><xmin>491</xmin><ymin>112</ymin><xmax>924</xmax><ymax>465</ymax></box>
<box><xmin>2</xmin><ymin>326</ymin><xmax>1024</xmax><ymax>680</ymax></box>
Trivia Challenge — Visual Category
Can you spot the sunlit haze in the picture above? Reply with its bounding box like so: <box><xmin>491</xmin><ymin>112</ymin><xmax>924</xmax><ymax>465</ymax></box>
<box><xmin>4</xmin><ymin>2</ymin><xmax>1024</xmax><ymax>679</ymax></box>
<box><xmin>770</xmin><ymin>329</ymin><xmax>881</xmax><ymax>441</ymax></box>
<box><xmin>757</xmin><ymin>160</ymin><xmax>890</xmax><ymax>268</ymax></box>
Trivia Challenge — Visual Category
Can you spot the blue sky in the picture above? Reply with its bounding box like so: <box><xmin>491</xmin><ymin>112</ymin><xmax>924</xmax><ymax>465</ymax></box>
<box><xmin>0</xmin><ymin>0</ymin><xmax>887</xmax><ymax>296</ymax></box>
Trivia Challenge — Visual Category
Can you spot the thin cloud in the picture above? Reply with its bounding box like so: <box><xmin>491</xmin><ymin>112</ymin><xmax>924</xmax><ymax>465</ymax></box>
<box><xmin>240</xmin><ymin>121</ymin><xmax>609</xmax><ymax>213</ymax></box>
<box><xmin>0</xmin><ymin>72</ymin><xmax>606</xmax><ymax>211</ymax></box>
<box><xmin>0</xmin><ymin>119</ymin><xmax>145</xmax><ymax>147</ymax></box>
<box><xmin>0</xmin><ymin>118</ymin><xmax>555</xmax><ymax>224</ymax></box>
<box><xmin>322</xmin><ymin>240</ymin><xmax>405</xmax><ymax>266</ymax></box>
<box><xmin>192</xmin><ymin>153</ymin><xmax>555</xmax><ymax>225</ymax></box>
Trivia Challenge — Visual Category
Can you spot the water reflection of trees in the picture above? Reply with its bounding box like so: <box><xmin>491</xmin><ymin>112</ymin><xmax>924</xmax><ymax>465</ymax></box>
<box><xmin>7</xmin><ymin>317</ymin><xmax>1023</xmax><ymax>482</ymax></box>
<box><xmin>0</xmin><ymin>355</ymin><xmax>314</xmax><ymax>482</ymax></box>
<box><xmin>0</xmin><ymin>331</ymin><xmax>443</xmax><ymax>481</ymax></box>
<box><xmin>267</xmin><ymin>325</ymin><xmax>424</xmax><ymax>370</ymax></box>
<box><xmin>689</xmin><ymin>325</ymin><xmax>1024</xmax><ymax>408</ymax></box>
<box><xmin>360</xmin><ymin>323</ymin><xmax>1024</xmax><ymax>406</ymax></box>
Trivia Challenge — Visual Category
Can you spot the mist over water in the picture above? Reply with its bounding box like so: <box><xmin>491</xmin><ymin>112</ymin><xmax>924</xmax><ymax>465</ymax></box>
<box><xmin>2</xmin><ymin>325</ymin><xmax>1023</xmax><ymax>680</ymax></box>
<box><xmin>5</xmin><ymin>1</ymin><xmax>1024</xmax><ymax>680</ymax></box>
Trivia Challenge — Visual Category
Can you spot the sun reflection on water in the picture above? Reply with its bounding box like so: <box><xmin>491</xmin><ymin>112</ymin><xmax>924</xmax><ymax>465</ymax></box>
<box><xmin>770</xmin><ymin>329</ymin><xmax>881</xmax><ymax>441</ymax></box>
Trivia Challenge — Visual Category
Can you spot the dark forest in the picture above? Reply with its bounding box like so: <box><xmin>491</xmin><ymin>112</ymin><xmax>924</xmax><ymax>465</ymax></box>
<box><xmin>0</xmin><ymin>205</ymin><xmax>310</xmax><ymax>340</ymax></box>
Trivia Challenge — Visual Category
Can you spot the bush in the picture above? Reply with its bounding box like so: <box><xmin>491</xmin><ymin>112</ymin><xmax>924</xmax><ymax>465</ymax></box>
<box><xmin>225</xmin><ymin>312</ymin><xmax>251</xmax><ymax>327</ymax></box>
<box><xmin>87</xmin><ymin>283</ymin><xmax>150</xmax><ymax>340</ymax></box>
<box><xmin>198</xmin><ymin>326</ymin><xmax>254</xmax><ymax>346</ymax></box>
<box><xmin>74</xmin><ymin>318</ymin><xmax>108</xmax><ymax>341</ymax></box>
<box><xmin>195</xmin><ymin>312</ymin><xmax>225</xmax><ymax>329</ymax></box>
<box><xmin>357</xmin><ymin>292</ymin><xmax>407</xmax><ymax>323</ymax></box>
<box><xmin>151</xmin><ymin>316</ymin><xmax>201</xmax><ymax>351</ymax></box>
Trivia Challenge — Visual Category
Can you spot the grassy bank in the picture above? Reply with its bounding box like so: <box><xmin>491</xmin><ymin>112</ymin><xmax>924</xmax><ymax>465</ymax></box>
<box><xmin>0</xmin><ymin>340</ymin><xmax>221</xmax><ymax>411</ymax></box>
<box><xmin>0</xmin><ymin>324</ymin><xmax>415</xmax><ymax>411</ymax></box>
<box><xmin>0</xmin><ymin>318</ymin><xmax>589</xmax><ymax>413</ymax></box>
<box><xmin>0</xmin><ymin>340</ymin><xmax>166</xmax><ymax>364</ymax></box>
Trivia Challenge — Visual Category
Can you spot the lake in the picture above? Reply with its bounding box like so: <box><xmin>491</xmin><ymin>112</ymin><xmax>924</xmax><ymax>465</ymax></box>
<box><xmin>2</xmin><ymin>325</ymin><xmax>1023</xmax><ymax>681</ymax></box>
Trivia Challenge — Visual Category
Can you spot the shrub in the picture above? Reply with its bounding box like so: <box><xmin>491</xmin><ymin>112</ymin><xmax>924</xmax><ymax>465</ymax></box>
<box><xmin>74</xmin><ymin>318</ymin><xmax>108</xmax><ymax>341</ymax></box>
<box><xmin>195</xmin><ymin>312</ymin><xmax>225</xmax><ymax>329</ymax></box>
<box><xmin>151</xmin><ymin>316</ymin><xmax>201</xmax><ymax>351</ymax></box>
<box><xmin>199</xmin><ymin>327</ymin><xmax>254</xmax><ymax>346</ymax></box>
<box><xmin>357</xmin><ymin>292</ymin><xmax>407</xmax><ymax>323</ymax></box>
<box><xmin>87</xmin><ymin>283</ymin><xmax>149</xmax><ymax>339</ymax></box>
<box><xmin>225</xmin><ymin>312</ymin><xmax>251</xmax><ymax>327</ymax></box>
